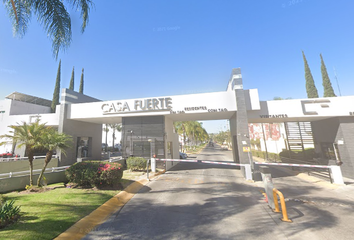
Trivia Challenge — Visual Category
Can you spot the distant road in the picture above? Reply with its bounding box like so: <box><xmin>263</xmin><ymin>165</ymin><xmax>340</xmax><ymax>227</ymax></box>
<box><xmin>83</xmin><ymin>145</ymin><xmax>354</xmax><ymax>240</ymax></box>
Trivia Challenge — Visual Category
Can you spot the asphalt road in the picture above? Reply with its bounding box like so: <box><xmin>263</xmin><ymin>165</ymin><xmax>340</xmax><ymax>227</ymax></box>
<box><xmin>83</xmin><ymin>145</ymin><xmax>354</xmax><ymax>240</ymax></box>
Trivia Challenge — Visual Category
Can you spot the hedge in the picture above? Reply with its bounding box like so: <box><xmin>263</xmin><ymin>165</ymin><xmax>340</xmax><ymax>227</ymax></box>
<box><xmin>126</xmin><ymin>157</ymin><xmax>147</xmax><ymax>171</ymax></box>
<box><xmin>65</xmin><ymin>161</ymin><xmax>123</xmax><ymax>187</ymax></box>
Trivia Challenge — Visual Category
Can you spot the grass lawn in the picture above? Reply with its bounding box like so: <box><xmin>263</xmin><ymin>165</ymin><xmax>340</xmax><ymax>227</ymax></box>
<box><xmin>0</xmin><ymin>171</ymin><xmax>146</xmax><ymax>240</ymax></box>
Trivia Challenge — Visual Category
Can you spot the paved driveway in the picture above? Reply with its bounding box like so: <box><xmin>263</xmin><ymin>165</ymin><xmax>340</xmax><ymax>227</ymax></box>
<box><xmin>83</xmin><ymin>145</ymin><xmax>354</xmax><ymax>240</ymax></box>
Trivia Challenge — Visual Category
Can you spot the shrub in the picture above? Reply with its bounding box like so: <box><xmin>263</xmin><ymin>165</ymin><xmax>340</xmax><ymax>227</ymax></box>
<box><xmin>126</xmin><ymin>157</ymin><xmax>147</xmax><ymax>171</ymax></box>
<box><xmin>0</xmin><ymin>195</ymin><xmax>6</xmax><ymax>205</ymax></box>
<box><xmin>65</xmin><ymin>161</ymin><xmax>123</xmax><ymax>187</ymax></box>
<box><xmin>251</xmin><ymin>149</ymin><xmax>281</xmax><ymax>162</ymax></box>
<box><xmin>279</xmin><ymin>149</ymin><xmax>298</xmax><ymax>159</ymax></box>
<box><xmin>0</xmin><ymin>200</ymin><xmax>21</xmax><ymax>228</ymax></box>
<box><xmin>303</xmin><ymin>148</ymin><xmax>317</xmax><ymax>160</ymax></box>
<box><xmin>279</xmin><ymin>148</ymin><xmax>317</xmax><ymax>161</ymax></box>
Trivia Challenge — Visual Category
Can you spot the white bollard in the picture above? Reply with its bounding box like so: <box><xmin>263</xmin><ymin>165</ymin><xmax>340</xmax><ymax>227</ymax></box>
<box><xmin>151</xmin><ymin>158</ymin><xmax>156</xmax><ymax>173</ymax></box>
<box><xmin>330</xmin><ymin>166</ymin><xmax>344</xmax><ymax>184</ymax></box>
<box><xmin>243</xmin><ymin>164</ymin><xmax>253</xmax><ymax>181</ymax></box>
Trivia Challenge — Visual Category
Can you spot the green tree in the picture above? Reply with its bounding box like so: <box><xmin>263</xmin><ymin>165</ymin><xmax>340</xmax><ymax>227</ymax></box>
<box><xmin>174</xmin><ymin>121</ymin><xmax>208</xmax><ymax>151</ymax></box>
<box><xmin>273</xmin><ymin>97</ymin><xmax>292</xmax><ymax>100</ymax></box>
<box><xmin>0</xmin><ymin>120</ymin><xmax>47</xmax><ymax>186</ymax></box>
<box><xmin>3</xmin><ymin>0</ymin><xmax>93</xmax><ymax>58</ymax></box>
<box><xmin>174</xmin><ymin>121</ymin><xmax>188</xmax><ymax>151</ymax></box>
<box><xmin>79</xmin><ymin>68</ymin><xmax>84</xmax><ymax>94</ymax></box>
<box><xmin>69</xmin><ymin>67</ymin><xmax>74</xmax><ymax>90</ymax></box>
<box><xmin>214</xmin><ymin>130</ymin><xmax>231</xmax><ymax>146</ymax></box>
<box><xmin>51</xmin><ymin>60</ymin><xmax>61</xmax><ymax>113</ymax></box>
<box><xmin>36</xmin><ymin>128</ymin><xmax>72</xmax><ymax>186</ymax></box>
<box><xmin>302</xmin><ymin>51</ymin><xmax>319</xmax><ymax>98</ymax></box>
<box><xmin>320</xmin><ymin>54</ymin><xmax>336</xmax><ymax>97</ymax></box>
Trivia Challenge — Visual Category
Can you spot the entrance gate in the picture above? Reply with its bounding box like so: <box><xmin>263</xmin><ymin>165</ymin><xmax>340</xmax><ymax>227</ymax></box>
<box><xmin>139</xmin><ymin>157</ymin><xmax>344</xmax><ymax>185</ymax></box>
<box><xmin>151</xmin><ymin>158</ymin><xmax>253</xmax><ymax>181</ymax></box>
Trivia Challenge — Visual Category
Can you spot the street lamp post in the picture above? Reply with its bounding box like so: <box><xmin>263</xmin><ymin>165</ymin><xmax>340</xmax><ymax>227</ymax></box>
<box><xmin>128</xmin><ymin>130</ymin><xmax>133</xmax><ymax>157</ymax></box>
<box><xmin>148</xmin><ymin>139</ymin><xmax>156</xmax><ymax>173</ymax></box>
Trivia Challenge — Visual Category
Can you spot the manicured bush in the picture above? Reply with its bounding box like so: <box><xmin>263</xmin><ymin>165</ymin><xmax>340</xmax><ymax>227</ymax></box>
<box><xmin>0</xmin><ymin>200</ymin><xmax>21</xmax><ymax>228</ymax></box>
<box><xmin>0</xmin><ymin>195</ymin><xmax>6</xmax><ymax>205</ymax></box>
<box><xmin>65</xmin><ymin>161</ymin><xmax>123</xmax><ymax>187</ymax></box>
<box><xmin>251</xmin><ymin>149</ymin><xmax>266</xmax><ymax>159</ymax></box>
<box><xmin>126</xmin><ymin>157</ymin><xmax>147</xmax><ymax>171</ymax></box>
<box><xmin>279</xmin><ymin>148</ymin><xmax>317</xmax><ymax>161</ymax></box>
<box><xmin>303</xmin><ymin>148</ymin><xmax>317</xmax><ymax>160</ymax></box>
<box><xmin>251</xmin><ymin>149</ymin><xmax>281</xmax><ymax>162</ymax></box>
<box><xmin>279</xmin><ymin>149</ymin><xmax>298</xmax><ymax>159</ymax></box>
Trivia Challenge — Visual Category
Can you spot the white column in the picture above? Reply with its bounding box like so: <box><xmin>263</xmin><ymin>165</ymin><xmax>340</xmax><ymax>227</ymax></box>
<box><xmin>330</xmin><ymin>166</ymin><xmax>344</xmax><ymax>184</ymax></box>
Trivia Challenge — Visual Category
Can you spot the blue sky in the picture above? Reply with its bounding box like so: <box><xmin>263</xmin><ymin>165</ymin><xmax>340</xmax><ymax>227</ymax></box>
<box><xmin>1</xmin><ymin>0</ymin><xmax>353</xmax><ymax>133</ymax></box>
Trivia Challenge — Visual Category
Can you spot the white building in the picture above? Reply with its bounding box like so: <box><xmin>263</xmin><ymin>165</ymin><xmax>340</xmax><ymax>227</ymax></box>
<box><xmin>1</xmin><ymin>68</ymin><xmax>354</xmax><ymax>180</ymax></box>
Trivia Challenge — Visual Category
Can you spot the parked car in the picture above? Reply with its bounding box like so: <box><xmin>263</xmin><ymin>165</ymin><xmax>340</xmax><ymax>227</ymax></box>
<box><xmin>221</xmin><ymin>144</ymin><xmax>228</xmax><ymax>150</ymax></box>
<box><xmin>179</xmin><ymin>152</ymin><xmax>188</xmax><ymax>159</ymax></box>
<box><xmin>0</xmin><ymin>152</ymin><xmax>13</xmax><ymax>158</ymax></box>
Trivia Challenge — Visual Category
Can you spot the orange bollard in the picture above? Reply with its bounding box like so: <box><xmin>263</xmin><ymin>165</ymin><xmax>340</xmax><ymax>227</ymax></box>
<box><xmin>273</xmin><ymin>188</ymin><xmax>292</xmax><ymax>223</ymax></box>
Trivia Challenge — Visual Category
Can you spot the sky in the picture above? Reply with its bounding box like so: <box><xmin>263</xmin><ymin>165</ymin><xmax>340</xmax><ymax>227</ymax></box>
<box><xmin>1</xmin><ymin>0</ymin><xmax>354</xmax><ymax>133</ymax></box>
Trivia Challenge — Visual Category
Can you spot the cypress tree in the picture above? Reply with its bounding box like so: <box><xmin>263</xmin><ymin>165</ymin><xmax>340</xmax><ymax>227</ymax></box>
<box><xmin>320</xmin><ymin>54</ymin><xmax>336</xmax><ymax>97</ymax></box>
<box><xmin>69</xmin><ymin>67</ymin><xmax>74</xmax><ymax>90</ymax></box>
<box><xmin>79</xmin><ymin>68</ymin><xmax>84</xmax><ymax>94</ymax></box>
<box><xmin>302</xmin><ymin>51</ymin><xmax>319</xmax><ymax>98</ymax></box>
<box><xmin>51</xmin><ymin>60</ymin><xmax>61</xmax><ymax>113</ymax></box>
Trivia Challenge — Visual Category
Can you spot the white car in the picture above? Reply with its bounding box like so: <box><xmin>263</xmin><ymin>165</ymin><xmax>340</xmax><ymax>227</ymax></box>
<box><xmin>221</xmin><ymin>145</ymin><xmax>228</xmax><ymax>150</ymax></box>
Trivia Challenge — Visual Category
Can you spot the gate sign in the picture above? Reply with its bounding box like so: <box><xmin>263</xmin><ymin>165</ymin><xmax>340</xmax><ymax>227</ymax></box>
<box><xmin>243</xmin><ymin>147</ymin><xmax>250</xmax><ymax>152</ymax></box>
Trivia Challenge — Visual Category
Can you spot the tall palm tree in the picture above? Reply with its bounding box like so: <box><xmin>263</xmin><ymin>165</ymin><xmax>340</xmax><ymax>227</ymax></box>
<box><xmin>174</xmin><ymin>121</ymin><xmax>187</xmax><ymax>151</ymax></box>
<box><xmin>3</xmin><ymin>0</ymin><xmax>93</xmax><ymax>58</ymax></box>
<box><xmin>174</xmin><ymin>121</ymin><xmax>208</xmax><ymax>150</ymax></box>
<box><xmin>36</xmin><ymin>128</ymin><xmax>72</xmax><ymax>186</ymax></box>
<box><xmin>103</xmin><ymin>124</ymin><xmax>109</xmax><ymax>152</ymax></box>
<box><xmin>0</xmin><ymin>120</ymin><xmax>47</xmax><ymax>186</ymax></box>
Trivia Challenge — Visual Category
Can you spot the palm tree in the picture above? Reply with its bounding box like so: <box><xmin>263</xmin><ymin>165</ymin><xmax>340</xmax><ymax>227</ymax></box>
<box><xmin>174</xmin><ymin>121</ymin><xmax>187</xmax><ymax>151</ymax></box>
<box><xmin>36</xmin><ymin>128</ymin><xmax>72</xmax><ymax>186</ymax></box>
<box><xmin>3</xmin><ymin>0</ymin><xmax>93</xmax><ymax>58</ymax></box>
<box><xmin>174</xmin><ymin>121</ymin><xmax>208</xmax><ymax>151</ymax></box>
<box><xmin>109</xmin><ymin>124</ymin><xmax>122</xmax><ymax>151</ymax></box>
<box><xmin>103</xmin><ymin>124</ymin><xmax>109</xmax><ymax>152</ymax></box>
<box><xmin>0</xmin><ymin>120</ymin><xmax>47</xmax><ymax>186</ymax></box>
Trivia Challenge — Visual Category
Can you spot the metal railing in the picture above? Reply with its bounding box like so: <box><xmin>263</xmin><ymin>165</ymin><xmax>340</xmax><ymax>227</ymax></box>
<box><xmin>0</xmin><ymin>155</ymin><xmax>59</xmax><ymax>162</ymax></box>
<box><xmin>0</xmin><ymin>165</ymin><xmax>69</xmax><ymax>179</ymax></box>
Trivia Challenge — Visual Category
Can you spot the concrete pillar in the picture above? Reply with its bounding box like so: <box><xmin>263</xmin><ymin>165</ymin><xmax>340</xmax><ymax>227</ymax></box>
<box><xmin>232</xmin><ymin>68</ymin><xmax>254</xmax><ymax>179</ymax></box>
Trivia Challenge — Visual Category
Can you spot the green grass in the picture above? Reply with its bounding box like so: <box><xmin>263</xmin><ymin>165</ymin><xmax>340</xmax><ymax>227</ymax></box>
<box><xmin>0</xmin><ymin>170</ymin><xmax>147</xmax><ymax>240</ymax></box>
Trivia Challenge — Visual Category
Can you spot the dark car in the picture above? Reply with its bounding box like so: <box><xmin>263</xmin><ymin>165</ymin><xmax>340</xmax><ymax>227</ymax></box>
<box><xmin>179</xmin><ymin>152</ymin><xmax>188</xmax><ymax>159</ymax></box>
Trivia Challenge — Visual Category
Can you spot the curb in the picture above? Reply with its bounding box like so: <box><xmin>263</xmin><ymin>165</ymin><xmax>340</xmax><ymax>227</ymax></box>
<box><xmin>54</xmin><ymin>170</ymin><xmax>165</xmax><ymax>240</ymax></box>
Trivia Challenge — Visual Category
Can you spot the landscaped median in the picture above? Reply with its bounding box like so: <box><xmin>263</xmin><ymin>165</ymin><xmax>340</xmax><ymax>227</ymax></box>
<box><xmin>0</xmin><ymin>169</ymin><xmax>164</xmax><ymax>240</ymax></box>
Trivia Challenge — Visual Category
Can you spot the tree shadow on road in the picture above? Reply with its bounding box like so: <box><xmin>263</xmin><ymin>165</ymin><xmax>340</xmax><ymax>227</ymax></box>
<box><xmin>83</xmin><ymin>166</ymin><xmax>354</xmax><ymax>240</ymax></box>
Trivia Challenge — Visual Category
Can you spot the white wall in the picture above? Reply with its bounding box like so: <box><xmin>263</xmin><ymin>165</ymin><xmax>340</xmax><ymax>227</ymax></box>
<box><xmin>248</xmin><ymin>96</ymin><xmax>354</xmax><ymax>122</ymax></box>
<box><xmin>0</xmin><ymin>99</ymin><xmax>60</xmax><ymax>155</ymax></box>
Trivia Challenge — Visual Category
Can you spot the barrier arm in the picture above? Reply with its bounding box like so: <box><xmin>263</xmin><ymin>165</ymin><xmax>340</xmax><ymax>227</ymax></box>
<box><xmin>272</xmin><ymin>188</ymin><xmax>292</xmax><ymax>223</ymax></box>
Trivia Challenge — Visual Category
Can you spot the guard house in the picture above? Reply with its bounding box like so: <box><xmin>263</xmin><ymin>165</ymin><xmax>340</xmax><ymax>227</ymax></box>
<box><xmin>1</xmin><ymin>68</ymin><xmax>354</xmax><ymax>180</ymax></box>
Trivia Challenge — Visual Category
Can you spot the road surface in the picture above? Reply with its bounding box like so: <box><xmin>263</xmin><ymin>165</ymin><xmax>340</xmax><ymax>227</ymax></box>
<box><xmin>83</xmin><ymin>144</ymin><xmax>354</xmax><ymax>240</ymax></box>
